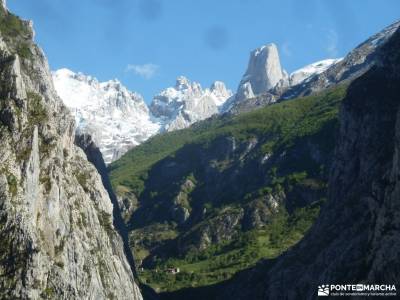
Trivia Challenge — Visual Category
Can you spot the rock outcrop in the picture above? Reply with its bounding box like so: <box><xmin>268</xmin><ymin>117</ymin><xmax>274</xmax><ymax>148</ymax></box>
<box><xmin>0</xmin><ymin>6</ymin><xmax>142</xmax><ymax>300</ymax></box>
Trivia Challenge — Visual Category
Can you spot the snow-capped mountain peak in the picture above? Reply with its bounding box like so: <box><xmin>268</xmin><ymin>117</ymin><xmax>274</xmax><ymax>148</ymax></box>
<box><xmin>150</xmin><ymin>76</ymin><xmax>232</xmax><ymax>131</ymax></box>
<box><xmin>53</xmin><ymin>69</ymin><xmax>160</xmax><ymax>164</ymax></box>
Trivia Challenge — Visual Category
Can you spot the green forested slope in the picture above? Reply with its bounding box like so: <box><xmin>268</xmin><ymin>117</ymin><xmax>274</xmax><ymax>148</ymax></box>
<box><xmin>108</xmin><ymin>85</ymin><xmax>347</xmax><ymax>292</ymax></box>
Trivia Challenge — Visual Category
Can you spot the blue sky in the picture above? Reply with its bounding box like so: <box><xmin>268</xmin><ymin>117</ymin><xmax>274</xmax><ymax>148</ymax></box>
<box><xmin>8</xmin><ymin>0</ymin><xmax>400</xmax><ymax>102</ymax></box>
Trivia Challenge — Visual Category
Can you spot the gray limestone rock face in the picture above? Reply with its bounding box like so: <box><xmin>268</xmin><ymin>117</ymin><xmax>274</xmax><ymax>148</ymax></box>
<box><xmin>242</xmin><ymin>44</ymin><xmax>286</xmax><ymax>94</ymax></box>
<box><xmin>210</xmin><ymin>81</ymin><xmax>229</xmax><ymax>97</ymax></box>
<box><xmin>236</xmin><ymin>81</ymin><xmax>255</xmax><ymax>102</ymax></box>
<box><xmin>235</xmin><ymin>44</ymin><xmax>287</xmax><ymax>103</ymax></box>
<box><xmin>222</xmin><ymin>43</ymin><xmax>288</xmax><ymax>113</ymax></box>
<box><xmin>0</xmin><ymin>6</ymin><xmax>142</xmax><ymax>300</ymax></box>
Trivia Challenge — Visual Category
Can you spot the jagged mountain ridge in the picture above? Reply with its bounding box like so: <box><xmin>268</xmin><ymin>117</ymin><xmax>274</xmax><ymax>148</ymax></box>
<box><xmin>53</xmin><ymin>68</ymin><xmax>160</xmax><ymax>164</ymax></box>
<box><xmin>0</xmin><ymin>4</ymin><xmax>142</xmax><ymax>299</ymax></box>
<box><xmin>150</xmin><ymin>76</ymin><xmax>232</xmax><ymax>131</ymax></box>
<box><xmin>53</xmin><ymin>71</ymin><xmax>232</xmax><ymax>163</ymax></box>
<box><xmin>53</xmin><ymin>51</ymin><xmax>335</xmax><ymax>164</ymax></box>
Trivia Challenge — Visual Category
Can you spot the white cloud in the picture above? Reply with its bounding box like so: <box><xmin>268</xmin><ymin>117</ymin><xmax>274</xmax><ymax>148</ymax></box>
<box><xmin>326</xmin><ymin>29</ymin><xmax>339</xmax><ymax>57</ymax></box>
<box><xmin>126</xmin><ymin>63</ymin><xmax>159</xmax><ymax>79</ymax></box>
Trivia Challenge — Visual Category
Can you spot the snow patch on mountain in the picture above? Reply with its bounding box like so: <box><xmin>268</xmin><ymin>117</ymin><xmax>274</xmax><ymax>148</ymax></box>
<box><xmin>289</xmin><ymin>58</ymin><xmax>342</xmax><ymax>86</ymax></box>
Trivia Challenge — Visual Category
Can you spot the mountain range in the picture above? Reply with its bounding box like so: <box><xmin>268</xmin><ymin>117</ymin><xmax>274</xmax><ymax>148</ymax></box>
<box><xmin>53</xmin><ymin>71</ymin><xmax>232</xmax><ymax>163</ymax></box>
<box><xmin>53</xmin><ymin>44</ymin><xmax>342</xmax><ymax>164</ymax></box>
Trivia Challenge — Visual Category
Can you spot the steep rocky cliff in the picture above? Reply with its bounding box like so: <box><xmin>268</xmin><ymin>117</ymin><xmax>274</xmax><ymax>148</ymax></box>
<box><xmin>214</xmin><ymin>24</ymin><xmax>400</xmax><ymax>300</ymax></box>
<box><xmin>234</xmin><ymin>44</ymin><xmax>288</xmax><ymax>103</ymax></box>
<box><xmin>0</xmin><ymin>5</ymin><xmax>142</xmax><ymax>299</ymax></box>
<box><xmin>223</xmin><ymin>43</ymin><xmax>288</xmax><ymax>112</ymax></box>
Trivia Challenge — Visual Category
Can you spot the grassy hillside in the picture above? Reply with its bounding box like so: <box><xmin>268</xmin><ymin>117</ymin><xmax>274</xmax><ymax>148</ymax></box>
<box><xmin>108</xmin><ymin>85</ymin><xmax>347</xmax><ymax>292</ymax></box>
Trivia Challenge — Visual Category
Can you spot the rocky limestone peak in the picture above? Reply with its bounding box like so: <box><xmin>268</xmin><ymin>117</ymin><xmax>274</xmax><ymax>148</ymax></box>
<box><xmin>57</xmin><ymin>70</ymin><xmax>144</xmax><ymax>106</ymax></box>
<box><xmin>173</xmin><ymin>76</ymin><xmax>202</xmax><ymax>97</ymax></box>
<box><xmin>240</xmin><ymin>43</ymin><xmax>286</xmax><ymax>95</ymax></box>
<box><xmin>226</xmin><ymin>43</ymin><xmax>289</xmax><ymax>109</ymax></box>
<box><xmin>209</xmin><ymin>81</ymin><xmax>233</xmax><ymax>107</ymax></box>
<box><xmin>103</xmin><ymin>78</ymin><xmax>125</xmax><ymax>91</ymax></box>
<box><xmin>210</xmin><ymin>80</ymin><xmax>229</xmax><ymax>96</ymax></box>
<box><xmin>150</xmin><ymin>77</ymin><xmax>231</xmax><ymax>131</ymax></box>
<box><xmin>1</xmin><ymin>0</ymin><xmax>6</xmax><ymax>10</ymax></box>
